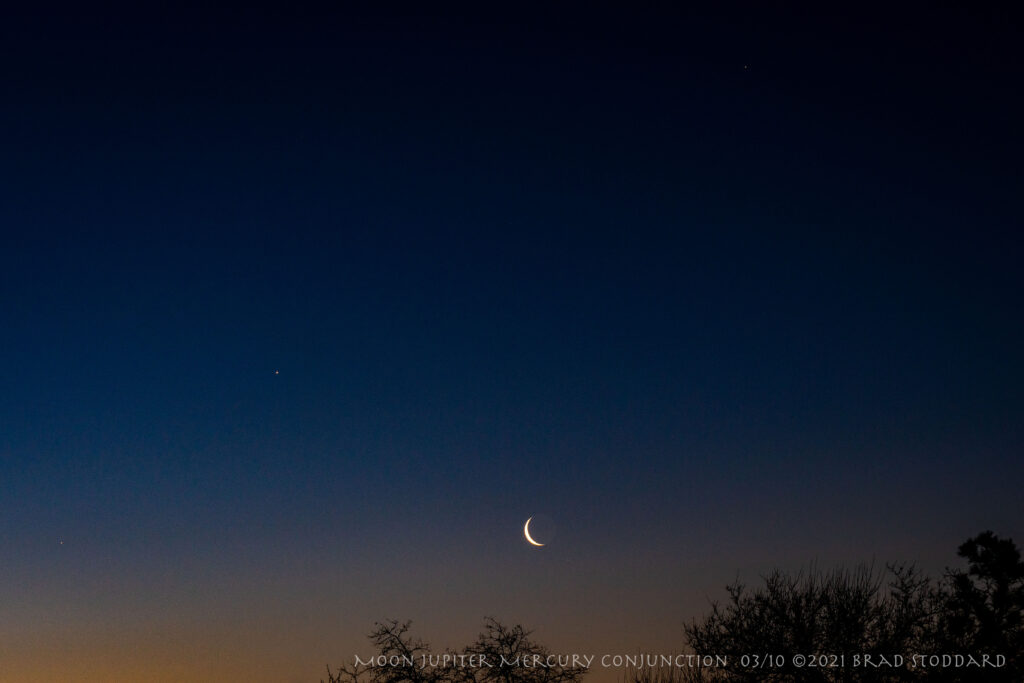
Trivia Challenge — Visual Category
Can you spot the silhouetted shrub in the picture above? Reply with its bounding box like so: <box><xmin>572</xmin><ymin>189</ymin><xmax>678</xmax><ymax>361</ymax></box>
<box><xmin>684</xmin><ymin>531</ymin><xmax>1023</xmax><ymax>682</ymax></box>
<box><xmin>684</xmin><ymin>563</ymin><xmax>937</xmax><ymax>681</ymax></box>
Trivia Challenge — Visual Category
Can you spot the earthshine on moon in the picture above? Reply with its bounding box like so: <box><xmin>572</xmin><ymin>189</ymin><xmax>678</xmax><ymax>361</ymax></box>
<box><xmin>523</xmin><ymin>517</ymin><xmax>544</xmax><ymax>547</ymax></box>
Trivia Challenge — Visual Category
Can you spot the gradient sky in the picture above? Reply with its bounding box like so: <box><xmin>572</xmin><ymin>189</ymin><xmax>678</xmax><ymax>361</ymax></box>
<box><xmin>2</xmin><ymin>4</ymin><xmax>1022</xmax><ymax>682</ymax></box>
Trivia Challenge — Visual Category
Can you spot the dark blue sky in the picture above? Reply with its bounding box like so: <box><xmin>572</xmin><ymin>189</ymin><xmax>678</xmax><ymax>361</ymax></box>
<box><xmin>1</xmin><ymin>4</ymin><xmax>1022</xmax><ymax>681</ymax></box>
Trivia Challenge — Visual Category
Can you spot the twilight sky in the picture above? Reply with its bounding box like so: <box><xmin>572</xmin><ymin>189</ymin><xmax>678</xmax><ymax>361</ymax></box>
<box><xmin>1</xmin><ymin>4</ymin><xmax>1022</xmax><ymax>682</ymax></box>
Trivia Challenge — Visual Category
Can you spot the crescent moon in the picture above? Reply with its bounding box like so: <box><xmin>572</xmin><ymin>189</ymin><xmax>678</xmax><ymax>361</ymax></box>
<box><xmin>523</xmin><ymin>517</ymin><xmax>544</xmax><ymax>547</ymax></box>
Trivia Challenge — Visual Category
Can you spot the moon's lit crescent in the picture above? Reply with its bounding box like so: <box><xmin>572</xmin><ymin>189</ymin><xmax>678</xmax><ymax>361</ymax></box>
<box><xmin>523</xmin><ymin>517</ymin><xmax>544</xmax><ymax>547</ymax></box>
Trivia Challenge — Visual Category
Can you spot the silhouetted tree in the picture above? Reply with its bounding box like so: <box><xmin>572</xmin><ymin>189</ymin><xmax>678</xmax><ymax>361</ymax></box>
<box><xmin>463</xmin><ymin>617</ymin><xmax>588</xmax><ymax>683</ymax></box>
<box><xmin>325</xmin><ymin>620</ymin><xmax>446</xmax><ymax>683</ymax></box>
<box><xmin>934</xmin><ymin>531</ymin><xmax>1023</xmax><ymax>681</ymax></box>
